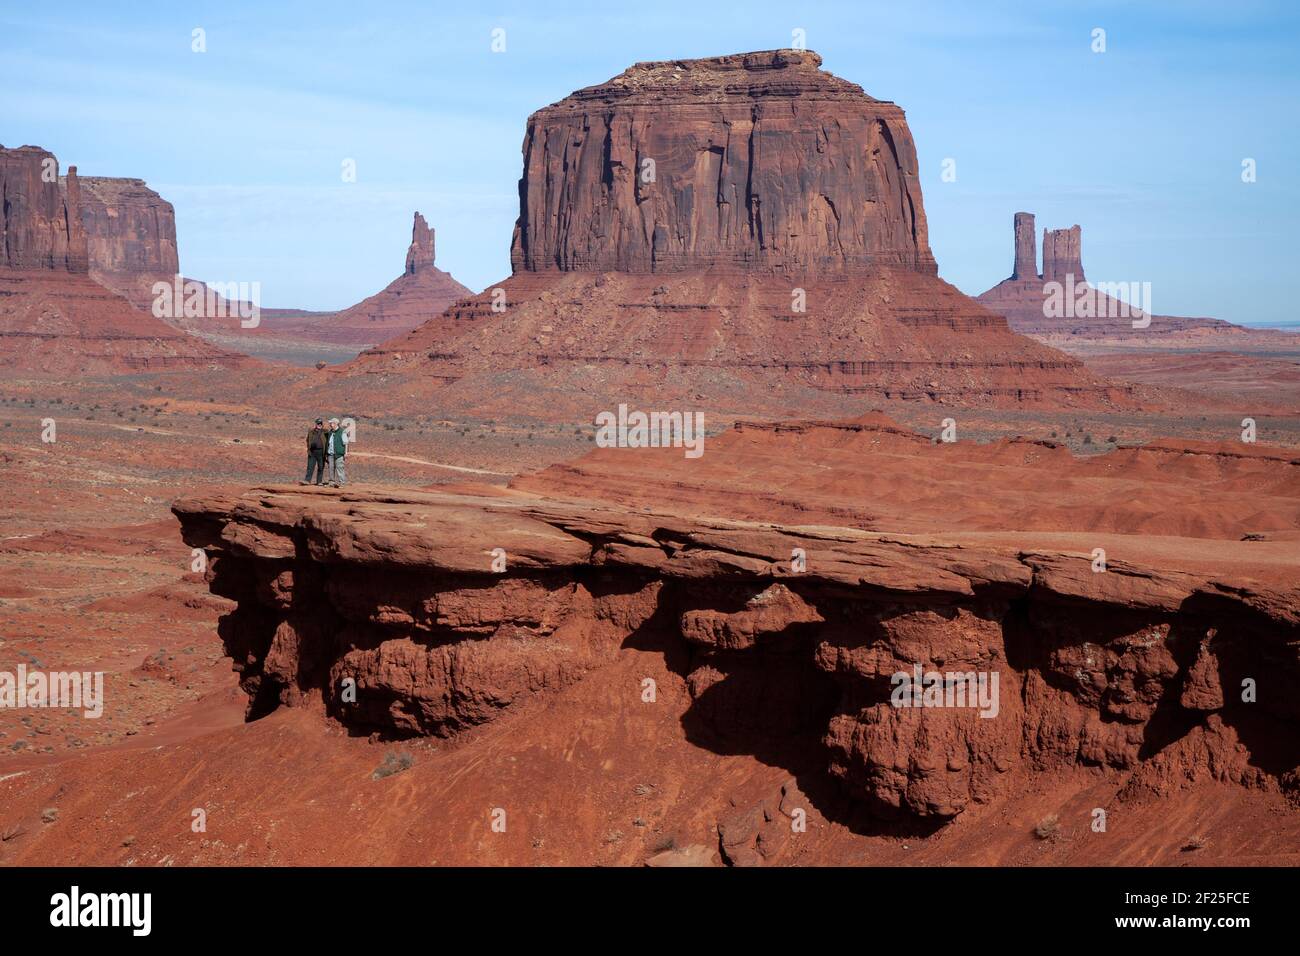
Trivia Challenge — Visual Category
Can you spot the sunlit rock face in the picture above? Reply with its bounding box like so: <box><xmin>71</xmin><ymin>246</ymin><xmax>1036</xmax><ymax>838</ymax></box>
<box><xmin>510</xmin><ymin>50</ymin><xmax>936</xmax><ymax>277</ymax></box>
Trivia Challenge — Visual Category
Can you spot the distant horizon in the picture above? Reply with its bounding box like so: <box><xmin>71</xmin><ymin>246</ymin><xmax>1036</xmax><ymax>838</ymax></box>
<box><xmin>3</xmin><ymin>0</ymin><xmax>1296</xmax><ymax>327</ymax></box>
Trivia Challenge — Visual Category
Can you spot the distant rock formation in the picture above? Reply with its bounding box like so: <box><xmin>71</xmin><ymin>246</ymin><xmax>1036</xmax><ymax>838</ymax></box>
<box><xmin>511</xmin><ymin>50</ymin><xmax>935</xmax><ymax>276</ymax></box>
<box><xmin>260</xmin><ymin>211</ymin><xmax>472</xmax><ymax>347</ymax></box>
<box><xmin>404</xmin><ymin>212</ymin><xmax>436</xmax><ymax>275</ymax></box>
<box><xmin>0</xmin><ymin>144</ymin><xmax>245</xmax><ymax>373</ymax></box>
<box><xmin>978</xmin><ymin>213</ymin><xmax>1225</xmax><ymax>338</ymax></box>
<box><xmin>75</xmin><ymin>176</ymin><xmax>179</xmax><ymax>276</ymax></box>
<box><xmin>68</xmin><ymin>175</ymin><xmax>180</xmax><ymax>310</ymax></box>
<box><xmin>329</xmin><ymin>52</ymin><xmax>1127</xmax><ymax>413</ymax></box>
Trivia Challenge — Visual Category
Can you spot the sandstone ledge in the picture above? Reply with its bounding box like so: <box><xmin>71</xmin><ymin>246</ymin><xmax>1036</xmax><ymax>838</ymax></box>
<box><xmin>175</xmin><ymin>483</ymin><xmax>1300</xmax><ymax>822</ymax></box>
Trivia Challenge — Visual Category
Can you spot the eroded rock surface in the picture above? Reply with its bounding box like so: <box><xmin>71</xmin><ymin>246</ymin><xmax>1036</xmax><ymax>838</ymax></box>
<box><xmin>1</xmin><ymin>145</ymin><xmax>87</xmax><ymax>272</ymax></box>
<box><xmin>175</xmin><ymin>474</ymin><xmax>1300</xmax><ymax>823</ymax></box>
<box><xmin>64</xmin><ymin>175</ymin><xmax>180</xmax><ymax>312</ymax></box>
<box><xmin>1041</xmin><ymin>224</ymin><xmax>1084</xmax><ymax>284</ymax></box>
<box><xmin>511</xmin><ymin>50</ymin><xmax>934</xmax><ymax>276</ymax></box>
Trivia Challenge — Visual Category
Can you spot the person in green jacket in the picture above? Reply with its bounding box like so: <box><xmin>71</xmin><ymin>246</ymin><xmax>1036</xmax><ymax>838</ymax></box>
<box><xmin>326</xmin><ymin>417</ymin><xmax>349</xmax><ymax>487</ymax></box>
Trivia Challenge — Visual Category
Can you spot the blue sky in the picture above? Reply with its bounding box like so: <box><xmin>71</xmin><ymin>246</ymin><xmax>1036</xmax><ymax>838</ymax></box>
<box><xmin>2</xmin><ymin>0</ymin><xmax>1297</xmax><ymax>325</ymax></box>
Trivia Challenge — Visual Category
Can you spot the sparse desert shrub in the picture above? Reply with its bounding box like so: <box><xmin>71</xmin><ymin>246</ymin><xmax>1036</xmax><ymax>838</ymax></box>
<box><xmin>371</xmin><ymin>750</ymin><xmax>414</xmax><ymax>780</ymax></box>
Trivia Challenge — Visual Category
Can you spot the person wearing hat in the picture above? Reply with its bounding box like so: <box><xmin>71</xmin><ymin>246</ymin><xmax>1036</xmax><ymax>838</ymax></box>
<box><xmin>303</xmin><ymin>418</ymin><xmax>328</xmax><ymax>485</ymax></box>
<box><xmin>326</xmin><ymin>417</ymin><xmax>349</xmax><ymax>487</ymax></box>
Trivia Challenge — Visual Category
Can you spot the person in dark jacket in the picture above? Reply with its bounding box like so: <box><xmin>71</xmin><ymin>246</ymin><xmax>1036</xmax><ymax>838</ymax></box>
<box><xmin>303</xmin><ymin>418</ymin><xmax>327</xmax><ymax>485</ymax></box>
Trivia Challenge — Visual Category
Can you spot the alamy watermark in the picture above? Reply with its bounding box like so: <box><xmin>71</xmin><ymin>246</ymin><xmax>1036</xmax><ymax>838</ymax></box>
<box><xmin>1043</xmin><ymin>274</ymin><xmax>1154</xmax><ymax>329</ymax></box>
<box><xmin>890</xmin><ymin>664</ymin><xmax>1000</xmax><ymax>719</ymax></box>
<box><xmin>0</xmin><ymin>665</ymin><xmax>104</xmax><ymax>718</ymax></box>
<box><xmin>151</xmin><ymin>276</ymin><xmax>261</xmax><ymax>328</ymax></box>
<box><xmin>594</xmin><ymin>404</ymin><xmax>705</xmax><ymax>459</ymax></box>
<box><xmin>50</xmin><ymin>886</ymin><xmax>150</xmax><ymax>936</ymax></box>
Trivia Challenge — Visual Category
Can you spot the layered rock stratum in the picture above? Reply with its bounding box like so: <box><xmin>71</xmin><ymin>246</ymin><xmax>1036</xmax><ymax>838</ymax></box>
<box><xmin>319</xmin><ymin>51</ymin><xmax>1130</xmax><ymax>413</ymax></box>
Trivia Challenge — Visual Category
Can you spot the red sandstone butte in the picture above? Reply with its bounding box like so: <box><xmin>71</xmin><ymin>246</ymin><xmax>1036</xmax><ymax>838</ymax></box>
<box><xmin>1040</xmin><ymin>224</ymin><xmax>1084</xmax><ymax>284</ymax></box>
<box><xmin>1011</xmin><ymin>211</ymin><xmax>1037</xmax><ymax>281</ymax></box>
<box><xmin>511</xmin><ymin>50</ymin><xmax>934</xmax><ymax>275</ymax></box>
<box><xmin>50</xmin><ymin>171</ymin><xmax>267</xmax><ymax>337</ymax></box>
<box><xmin>0</xmin><ymin>144</ymin><xmax>245</xmax><ymax>373</ymax></box>
<box><xmin>319</xmin><ymin>51</ymin><xmax>1128</xmax><ymax>414</ymax></box>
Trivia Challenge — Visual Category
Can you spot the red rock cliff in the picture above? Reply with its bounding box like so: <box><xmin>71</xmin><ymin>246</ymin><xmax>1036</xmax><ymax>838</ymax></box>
<box><xmin>1042</xmin><ymin>224</ymin><xmax>1084</xmax><ymax>283</ymax></box>
<box><xmin>51</xmin><ymin>175</ymin><xmax>181</xmax><ymax>313</ymax></box>
<box><xmin>71</xmin><ymin>176</ymin><xmax>180</xmax><ymax>277</ymax></box>
<box><xmin>331</xmin><ymin>52</ymin><xmax>1132</xmax><ymax>413</ymax></box>
<box><xmin>0</xmin><ymin>145</ymin><xmax>88</xmax><ymax>272</ymax></box>
<box><xmin>510</xmin><ymin>50</ymin><xmax>936</xmax><ymax>276</ymax></box>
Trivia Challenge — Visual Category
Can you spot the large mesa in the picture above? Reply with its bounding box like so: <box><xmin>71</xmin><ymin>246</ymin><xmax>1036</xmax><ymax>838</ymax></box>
<box><xmin>510</xmin><ymin>50</ymin><xmax>935</xmax><ymax>276</ymax></box>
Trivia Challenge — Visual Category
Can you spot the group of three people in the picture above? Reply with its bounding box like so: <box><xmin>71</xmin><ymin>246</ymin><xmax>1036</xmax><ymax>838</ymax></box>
<box><xmin>304</xmin><ymin>417</ymin><xmax>349</xmax><ymax>487</ymax></box>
